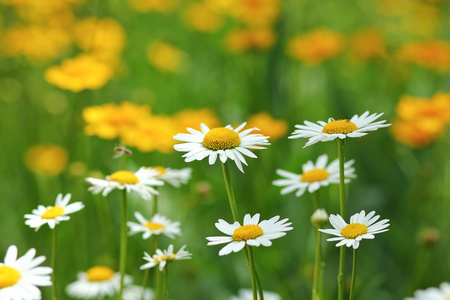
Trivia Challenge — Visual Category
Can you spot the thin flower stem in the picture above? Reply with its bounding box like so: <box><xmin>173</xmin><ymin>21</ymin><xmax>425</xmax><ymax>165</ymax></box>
<box><xmin>337</xmin><ymin>139</ymin><xmax>346</xmax><ymax>300</ymax></box>
<box><xmin>162</xmin><ymin>265</ymin><xmax>168</xmax><ymax>300</ymax></box>
<box><xmin>51</xmin><ymin>226</ymin><xmax>57</xmax><ymax>300</ymax></box>
<box><xmin>246</xmin><ymin>246</ymin><xmax>261</xmax><ymax>300</ymax></box>
<box><xmin>349</xmin><ymin>249</ymin><xmax>358</xmax><ymax>300</ymax></box>
<box><xmin>311</xmin><ymin>191</ymin><xmax>319</xmax><ymax>211</ymax></box>
<box><xmin>221</xmin><ymin>162</ymin><xmax>240</xmax><ymax>222</ymax></box>
<box><xmin>312</xmin><ymin>229</ymin><xmax>323</xmax><ymax>300</ymax></box>
<box><xmin>118</xmin><ymin>190</ymin><xmax>128</xmax><ymax>300</ymax></box>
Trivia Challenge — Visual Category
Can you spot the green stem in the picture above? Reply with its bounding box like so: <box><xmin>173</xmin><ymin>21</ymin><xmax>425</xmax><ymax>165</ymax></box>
<box><xmin>162</xmin><ymin>265</ymin><xmax>168</xmax><ymax>300</ymax></box>
<box><xmin>118</xmin><ymin>190</ymin><xmax>128</xmax><ymax>300</ymax></box>
<box><xmin>311</xmin><ymin>191</ymin><xmax>319</xmax><ymax>211</ymax></box>
<box><xmin>246</xmin><ymin>246</ymin><xmax>261</xmax><ymax>300</ymax></box>
<box><xmin>349</xmin><ymin>249</ymin><xmax>358</xmax><ymax>300</ymax></box>
<box><xmin>51</xmin><ymin>226</ymin><xmax>57</xmax><ymax>300</ymax></box>
<box><xmin>312</xmin><ymin>230</ymin><xmax>323</xmax><ymax>300</ymax></box>
<box><xmin>337</xmin><ymin>139</ymin><xmax>346</xmax><ymax>300</ymax></box>
<box><xmin>221</xmin><ymin>162</ymin><xmax>240</xmax><ymax>222</ymax></box>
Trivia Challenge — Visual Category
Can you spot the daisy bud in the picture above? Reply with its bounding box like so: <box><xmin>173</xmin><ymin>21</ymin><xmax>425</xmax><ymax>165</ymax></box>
<box><xmin>311</xmin><ymin>209</ymin><xmax>329</xmax><ymax>229</ymax></box>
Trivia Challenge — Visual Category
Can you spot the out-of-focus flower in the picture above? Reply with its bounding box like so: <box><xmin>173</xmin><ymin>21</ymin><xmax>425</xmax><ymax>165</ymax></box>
<box><xmin>391</xmin><ymin>119</ymin><xmax>445</xmax><ymax>148</ymax></box>
<box><xmin>174</xmin><ymin>108</ymin><xmax>221</xmax><ymax>133</ymax></box>
<box><xmin>128</xmin><ymin>0</ymin><xmax>178</xmax><ymax>13</ymax></box>
<box><xmin>246</xmin><ymin>112</ymin><xmax>287</xmax><ymax>140</ymax></box>
<box><xmin>147</xmin><ymin>40</ymin><xmax>188</xmax><ymax>73</ymax></box>
<box><xmin>225</xmin><ymin>28</ymin><xmax>276</xmax><ymax>53</ymax></box>
<box><xmin>287</xmin><ymin>29</ymin><xmax>344</xmax><ymax>65</ymax></box>
<box><xmin>128</xmin><ymin>212</ymin><xmax>181</xmax><ymax>239</ymax></box>
<box><xmin>311</xmin><ymin>209</ymin><xmax>329</xmax><ymax>229</ymax></box>
<box><xmin>24</xmin><ymin>144</ymin><xmax>68</xmax><ymax>176</ymax></box>
<box><xmin>1</xmin><ymin>26</ymin><xmax>71</xmax><ymax>62</ymax></box>
<box><xmin>348</xmin><ymin>29</ymin><xmax>386</xmax><ymax>61</ymax></box>
<box><xmin>141</xmin><ymin>245</ymin><xmax>192</xmax><ymax>271</ymax></box>
<box><xmin>45</xmin><ymin>54</ymin><xmax>114</xmax><ymax>92</ymax></box>
<box><xmin>396</xmin><ymin>94</ymin><xmax>450</xmax><ymax>123</ymax></box>
<box><xmin>230</xmin><ymin>289</ymin><xmax>281</xmax><ymax>300</ymax></box>
<box><xmin>405</xmin><ymin>282</ymin><xmax>450</xmax><ymax>300</ymax></box>
<box><xmin>184</xmin><ymin>2</ymin><xmax>223</xmax><ymax>33</ymax></box>
<box><xmin>228</xmin><ymin>0</ymin><xmax>280</xmax><ymax>27</ymax></box>
<box><xmin>123</xmin><ymin>285</ymin><xmax>154</xmax><ymax>300</ymax></box>
<box><xmin>149</xmin><ymin>166</ymin><xmax>192</xmax><ymax>187</ymax></box>
<box><xmin>82</xmin><ymin>102</ymin><xmax>151</xmax><ymax>140</ymax></box>
<box><xmin>398</xmin><ymin>40</ymin><xmax>450</xmax><ymax>72</ymax></box>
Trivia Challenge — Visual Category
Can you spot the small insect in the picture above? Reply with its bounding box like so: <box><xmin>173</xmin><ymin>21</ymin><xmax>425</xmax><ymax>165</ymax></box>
<box><xmin>113</xmin><ymin>145</ymin><xmax>132</xmax><ymax>158</ymax></box>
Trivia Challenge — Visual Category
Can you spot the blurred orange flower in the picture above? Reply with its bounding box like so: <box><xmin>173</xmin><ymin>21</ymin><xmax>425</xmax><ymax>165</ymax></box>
<box><xmin>228</xmin><ymin>0</ymin><xmax>280</xmax><ymax>27</ymax></box>
<box><xmin>174</xmin><ymin>108</ymin><xmax>221</xmax><ymax>132</ymax></box>
<box><xmin>128</xmin><ymin>0</ymin><xmax>178</xmax><ymax>13</ymax></box>
<box><xmin>287</xmin><ymin>29</ymin><xmax>344</xmax><ymax>65</ymax></box>
<box><xmin>184</xmin><ymin>2</ymin><xmax>223</xmax><ymax>33</ymax></box>
<box><xmin>391</xmin><ymin>119</ymin><xmax>445</xmax><ymax>148</ymax></box>
<box><xmin>45</xmin><ymin>54</ymin><xmax>114</xmax><ymax>92</ymax></box>
<box><xmin>246</xmin><ymin>112</ymin><xmax>288</xmax><ymax>141</ymax></box>
<box><xmin>348</xmin><ymin>29</ymin><xmax>386</xmax><ymax>61</ymax></box>
<box><xmin>398</xmin><ymin>40</ymin><xmax>450</xmax><ymax>72</ymax></box>
<box><xmin>225</xmin><ymin>28</ymin><xmax>276</xmax><ymax>53</ymax></box>
<box><xmin>147</xmin><ymin>41</ymin><xmax>188</xmax><ymax>73</ymax></box>
<box><xmin>24</xmin><ymin>145</ymin><xmax>68</xmax><ymax>176</ymax></box>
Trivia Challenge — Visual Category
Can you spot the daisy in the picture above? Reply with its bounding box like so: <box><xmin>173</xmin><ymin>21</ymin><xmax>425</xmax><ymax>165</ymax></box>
<box><xmin>273</xmin><ymin>154</ymin><xmax>356</xmax><ymax>197</ymax></box>
<box><xmin>319</xmin><ymin>210</ymin><xmax>390</xmax><ymax>249</ymax></box>
<box><xmin>230</xmin><ymin>288</ymin><xmax>281</xmax><ymax>300</ymax></box>
<box><xmin>123</xmin><ymin>285</ymin><xmax>154</xmax><ymax>300</ymax></box>
<box><xmin>140</xmin><ymin>245</ymin><xmax>192</xmax><ymax>271</ymax></box>
<box><xmin>149</xmin><ymin>166</ymin><xmax>192</xmax><ymax>187</ymax></box>
<box><xmin>24</xmin><ymin>193</ymin><xmax>85</xmax><ymax>231</ymax></box>
<box><xmin>66</xmin><ymin>266</ymin><xmax>131</xmax><ymax>299</ymax></box>
<box><xmin>0</xmin><ymin>245</ymin><xmax>52</xmax><ymax>300</ymax></box>
<box><xmin>206</xmin><ymin>213</ymin><xmax>293</xmax><ymax>256</ymax></box>
<box><xmin>289</xmin><ymin>111</ymin><xmax>391</xmax><ymax>147</ymax></box>
<box><xmin>127</xmin><ymin>212</ymin><xmax>181</xmax><ymax>239</ymax></box>
<box><xmin>405</xmin><ymin>282</ymin><xmax>450</xmax><ymax>300</ymax></box>
<box><xmin>85</xmin><ymin>167</ymin><xmax>164</xmax><ymax>200</ymax></box>
<box><xmin>173</xmin><ymin>122</ymin><xmax>270</xmax><ymax>173</ymax></box>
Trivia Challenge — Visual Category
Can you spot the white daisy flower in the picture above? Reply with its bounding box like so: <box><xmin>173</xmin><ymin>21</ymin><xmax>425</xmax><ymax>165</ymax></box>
<box><xmin>319</xmin><ymin>210</ymin><xmax>390</xmax><ymax>249</ymax></box>
<box><xmin>230</xmin><ymin>288</ymin><xmax>282</xmax><ymax>300</ymax></box>
<box><xmin>272</xmin><ymin>154</ymin><xmax>356</xmax><ymax>197</ymax></box>
<box><xmin>173</xmin><ymin>122</ymin><xmax>270</xmax><ymax>173</ymax></box>
<box><xmin>140</xmin><ymin>245</ymin><xmax>192</xmax><ymax>271</ymax></box>
<box><xmin>405</xmin><ymin>282</ymin><xmax>450</xmax><ymax>300</ymax></box>
<box><xmin>123</xmin><ymin>284</ymin><xmax>154</xmax><ymax>300</ymax></box>
<box><xmin>0</xmin><ymin>245</ymin><xmax>52</xmax><ymax>300</ymax></box>
<box><xmin>206</xmin><ymin>213</ymin><xmax>293</xmax><ymax>256</ymax></box>
<box><xmin>66</xmin><ymin>266</ymin><xmax>131</xmax><ymax>299</ymax></box>
<box><xmin>289</xmin><ymin>111</ymin><xmax>391</xmax><ymax>147</ymax></box>
<box><xmin>85</xmin><ymin>167</ymin><xmax>164</xmax><ymax>200</ymax></box>
<box><xmin>127</xmin><ymin>212</ymin><xmax>181</xmax><ymax>239</ymax></box>
<box><xmin>24</xmin><ymin>193</ymin><xmax>85</xmax><ymax>231</ymax></box>
<box><xmin>148</xmin><ymin>166</ymin><xmax>192</xmax><ymax>187</ymax></box>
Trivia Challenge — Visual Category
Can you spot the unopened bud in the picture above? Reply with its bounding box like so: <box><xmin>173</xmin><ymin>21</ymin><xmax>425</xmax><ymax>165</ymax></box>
<box><xmin>311</xmin><ymin>208</ymin><xmax>328</xmax><ymax>228</ymax></box>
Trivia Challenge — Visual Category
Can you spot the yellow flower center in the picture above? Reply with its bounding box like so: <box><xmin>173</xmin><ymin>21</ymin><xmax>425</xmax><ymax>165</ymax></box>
<box><xmin>108</xmin><ymin>170</ymin><xmax>139</xmax><ymax>185</ymax></box>
<box><xmin>202</xmin><ymin>127</ymin><xmax>241</xmax><ymax>150</ymax></box>
<box><xmin>145</xmin><ymin>221</ymin><xmax>166</xmax><ymax>231</ymax></box>
<box><xmin>153</xmin><ymin>253</ymin><xmax>175</xmax><ymax>263</ymax></box>
<box><xmin>232</xmin><ymin>225</ymin><xmax>264</xmax><ymax>241</ymax></box>
<box><xmin>153</xmin><ymin>166</ymin><xmax>166</xmax><ymax>176</ymax></box>
<box><xmin>300</xmin><ymin>168</ymin><xmax>330</xmax><ymax>182</ymax></box>
<box><xmin>322</xmin><ymin>119</ymin><xmax>358</xmax><ymax>134</ymax></box>
<box><xmin>0</xmin><ymin>266</ymin><xmax>21</xmax><ymax>289</ymax></box>
<box><xmin>41</xmin><ymin>206</ymin><xmax>65</xmax><ymax>219</ymax></box>
<box><xmin>86</xmin><ymin>266</ymin><xmax>115</xmax><ymax>282</ymax></box>
<box><xmin>341</xmin><ymin>223</ymin><xmax>368</xmax><ymax>239</ymax></box>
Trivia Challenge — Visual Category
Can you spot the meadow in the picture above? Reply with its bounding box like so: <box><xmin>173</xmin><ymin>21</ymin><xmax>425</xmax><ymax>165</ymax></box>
<box><xmin>0</xmin><ymin>0</ymin><xmax>449</xmax><ymax>299</ymax></box>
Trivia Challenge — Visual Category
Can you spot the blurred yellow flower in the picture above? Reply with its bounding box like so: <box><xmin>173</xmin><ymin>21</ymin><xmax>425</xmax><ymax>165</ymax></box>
<box><xmin>147</xmin><ymin>41</ymin><xmax>188</xmax><ymax>73</ymax></box>
<box><xmin>184</xmin><ymin>2</ymin><xmax>223</xmax><ymax>33</ymax></box>
<box><xmin>1</xmin><ymin>26</ymin><xmax>71</xmax><ymax>62</ymax></box>
<box><xmin>128</xmin><ymin>0</ymin><xmax>178</xmax><ymax>13</ymax></box>
<box><xmin>228</xmin><ymin>0</ymin><xmax>280</xmax><ymax>27</ymax></box>
<box><xmin>173</xmin><ymin>108</ymin><xmax>221</xmax><ymax>132</ymax></box>
<box><xmin>225</xmin><ymin>28</ymin><xmax>276</xmax><ymax>53</ymax></box>
<box><xmin>287</xmin><ymin>29</ymin><xmax>344</xmax><ymax>65</ymax></box>
<box><xmin>398</xmin><ymin>40</ymin><xmax>450</xmax><ymax>72</ymax></box>
<box><xmin>348</xmin><ymin>29</ymin><xmax>386</xmax><ymax>61</ymax></box>
<box><xmin>45</xmin><ymin>54</ymin><xmax>114</xmax><ymax>92</ymax></box>
<box><xmin>391</xmin><ymin>119</ymin><xmax>445</xmax><ymax>148</ymax></box>
<box><xmin>246</xmin><ymin>112</ymin><xmax>288</xmax><ymax>141</ymax></box>
<box><xmin>24</xmin><ymin>145</ymin><xmax>68</xmax><ymax>176</ymax></box>
<box><xmin>82</xmin><ymin>102</ymin><xmax>152</xmax><ymax>140</ymax></box>
<box><xmin>397</xmin><ymin>94</ymin><xmax>450</xmax><ymax>123</ymax></box>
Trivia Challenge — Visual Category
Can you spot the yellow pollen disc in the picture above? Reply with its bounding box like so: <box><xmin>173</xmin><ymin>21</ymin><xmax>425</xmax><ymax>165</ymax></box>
<box><xmin>108</xmin><ymin>170</ymin><xmax>139</xmax><ymax>185</ymax></box>
<box><xmin>41</xmin><ymin>206</ymin><xmax>65</xmax><ymax>219</ymax></box>
<box><xmin>300</xmin><ymin>168</ymin><xmax>330</xmax><ymax>183</ymax></box>
<box><xmin>322</xmin><ymin>119</ymin><xmax>358</xmax><ymax>134</ymax></box>
<box><xmin>232</xmin><ymin>225</ymin><xmax>264</xmax><ymax>241</ymax></box>
<box><xmin>0</xmin><ymin>266</ymin><xmax>21</xmax><ymax>289</ymax></box>
<box><xmin>145</xmin><ymin>221</ymin><xmax>166</xmax><ymax>231</ymax></box>
<box><xmin>202</xmin><ymin>127</ymin><xmax>241</xmax><ymax>150</ymax></box>
<box><xmin>154</xmin><ymin>166</ymin><xmax>166</xmax><ymax>176</ymax></box>
<box><xmin>341</xmin><ymin>223</ymin><xmax>368</xmax><ymax>239</ymax></box>
<box><xmin>86</xmin><ymin>266</ymin><xmax>115</xmax><ymax>282</ymax></box>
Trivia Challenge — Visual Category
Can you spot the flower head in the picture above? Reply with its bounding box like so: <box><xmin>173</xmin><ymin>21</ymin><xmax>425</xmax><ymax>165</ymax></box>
<box><xmin>149</xmin><ymin>166</ymin><xmax>192</xmax><ymax>187</ymax></box>
<box><xmin>24</xmin><ymin>193</ymin><xmax>84</xmax><ymax>231</ymax></box>
<box><xmin>405</xmin><ymin>282</ymin><xmax>450</xmax><ymax>300</ymax></box>
<box><xmin>147</xmin><ymin>40</ymin><xmax>188</xmax><ymax>73</ymax></box>
<box><xmin>246</xmin><ymin>112</ymin><xmax>288</xmax><ymax>141</ymax></box>
<box><xmin>319</xmin><ymin>210</ymin><xmax>389</xmax><ymax>249</ymax></box>
<box><xmin>173</xmin><ymin>122</ymin><xmax>270</xmax><ymax>173</ymax></box>
<box><xmin>273</xmin><ymin>154</ymin><xmax>356</xmax><ymax>197</ymax></box>
<box><xmin>123</xmin><ymin>284</ymin><xmax>154</xmax><ymax>300</ymax></box>
<box><xmin>0</xmin><ymin>245</ymin><xmax>52</xmax><ymax>299</ymax></box>
<box><xmin>140</xmin><ymin>245</ymin><xmax>192</xmax><ymax>271</ymax></box>
<box><xmin>230</xmin><ymin>289</ymin><xmax>281</xmax><ymax>300</ymax></box>
<box><xmin>207</xmin><ymin>213</ymin><xmax>293</xmax><ymax>256</ymax></box>
<box><xmin>24</xmin><ymin>144</ymin><xmax>68</xmax><ymax>176</ymax></box>
<box><xmin>86</xmin><ymin>167</ymin><xmax>164</xmax><ymax>200</ymax></box>
<box><xmin>128</xmin><ymin>212</ymin><xmax>181</xmax><ymax>239</ymax></box>
<box><xmin>66</xmin><ymin>266</ymin><xmax>131</xmax><ymax>299</ymax></box>
<box><xmin>289</xmin><ymin>111</ymin><xmax>391</xmax><ymax>147</ymax></box>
